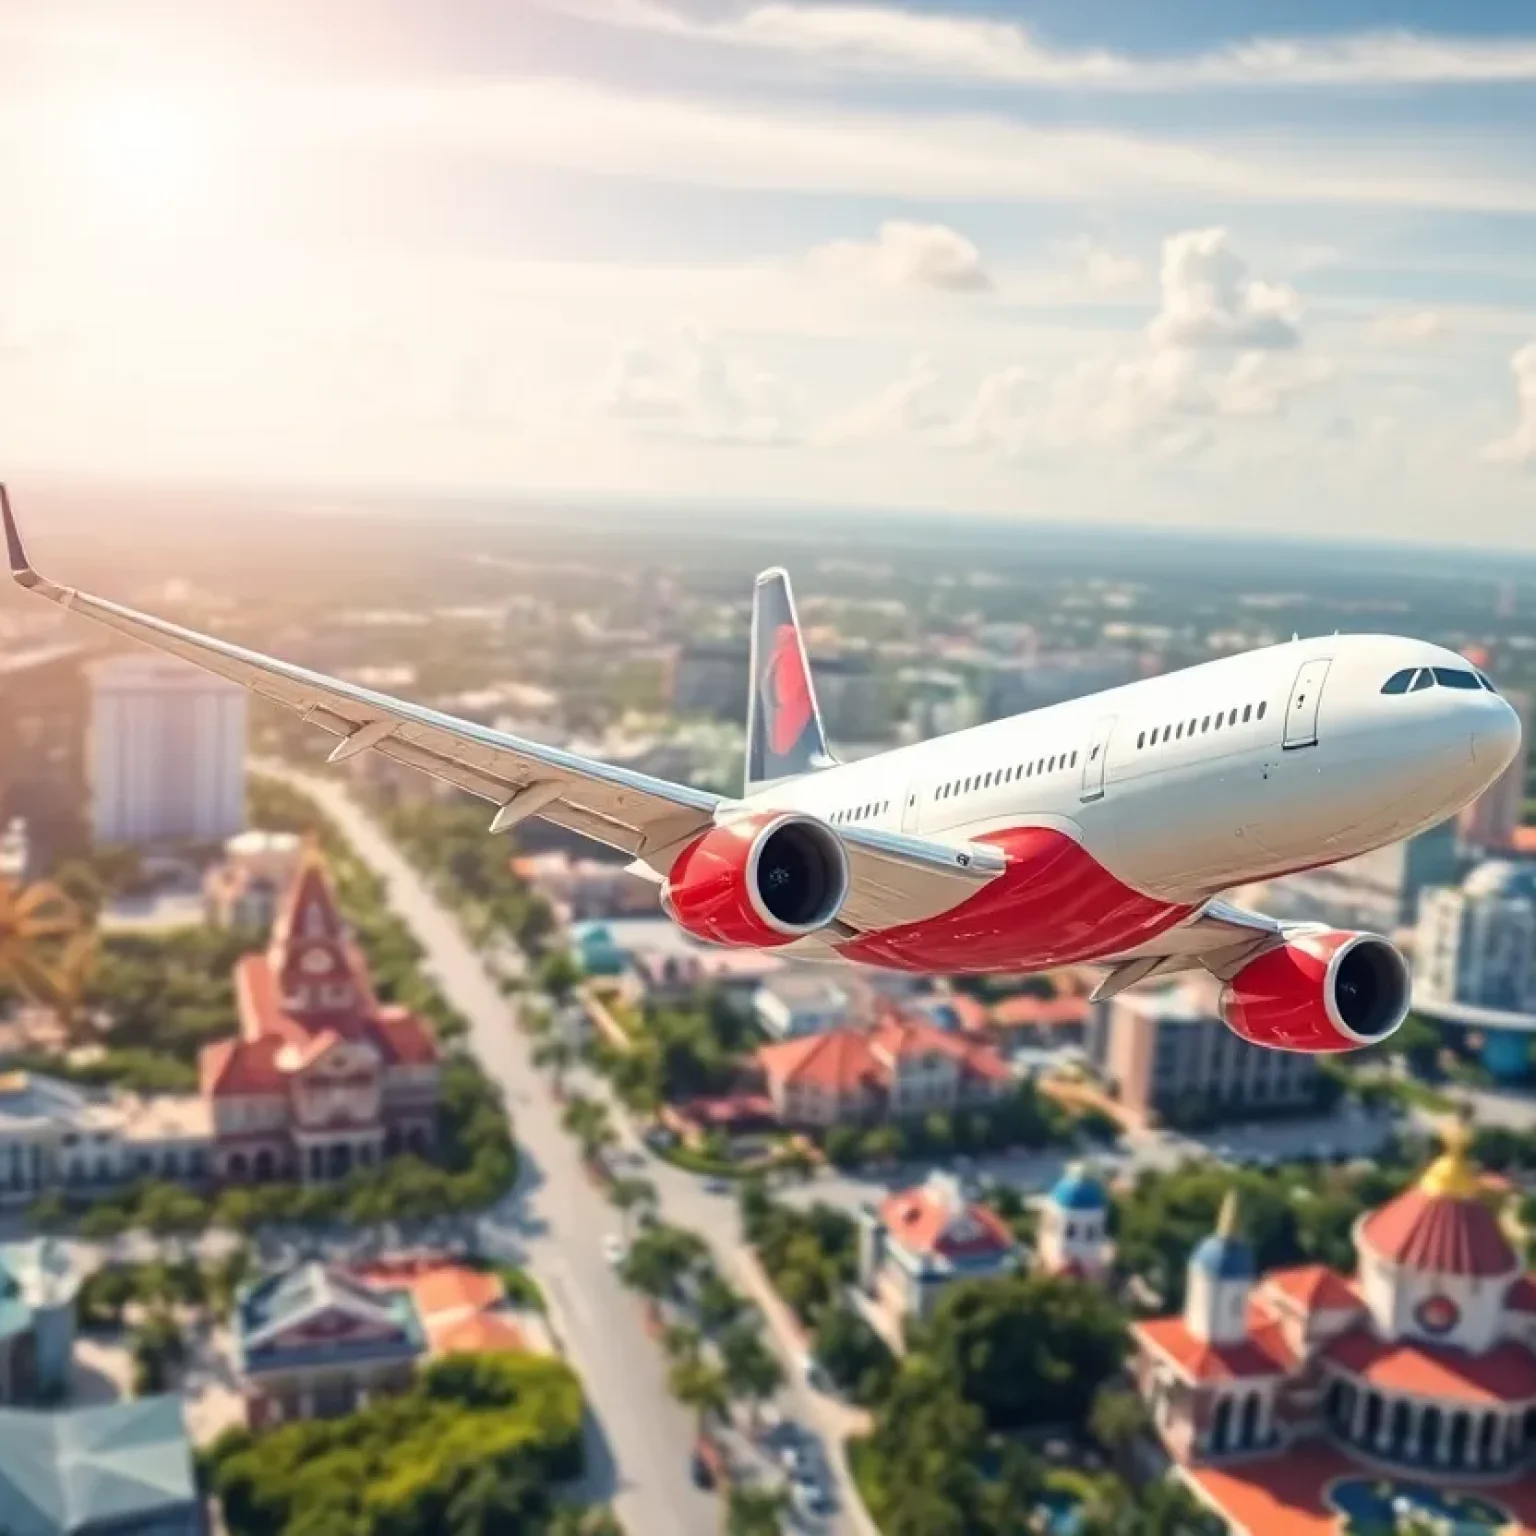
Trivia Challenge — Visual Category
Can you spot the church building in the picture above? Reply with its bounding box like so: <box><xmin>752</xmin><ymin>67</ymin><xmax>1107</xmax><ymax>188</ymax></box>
<box><xmin>200</xmin><ymin>850</ymin><xmax>440</xmax><ymax>1183</ymax></box>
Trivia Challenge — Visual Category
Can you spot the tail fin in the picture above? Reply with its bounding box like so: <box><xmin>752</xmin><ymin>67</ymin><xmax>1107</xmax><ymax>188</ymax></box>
<box><xmin>744</xmin><ymin>567</ymin><xmax>836</xmax><ymax>793</ymax></box>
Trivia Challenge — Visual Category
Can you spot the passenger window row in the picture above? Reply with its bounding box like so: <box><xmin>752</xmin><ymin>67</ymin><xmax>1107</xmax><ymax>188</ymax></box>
<box><xmin>1135</xmin><ymin>700</ymin><xmax>1267</xmax><ymax>752</ymax></box>
<box><xmin>831</xmin><ymin>801</ymin><xmax>889</xmax><ymax>825</ymax></box>
<box><xmin>1380</xmin><ymin>666</ymin><xmax>1495</xmax><ymax>696</ymax></box>
<box><xmin>935</xmin><ymin>750</ymin><xmax>1079</xmax><ymax>802</ymax></box>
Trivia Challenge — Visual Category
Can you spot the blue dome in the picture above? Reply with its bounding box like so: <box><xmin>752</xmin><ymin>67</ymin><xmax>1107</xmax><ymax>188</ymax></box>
<box><xmin>1191</xmin><ymin>1234</ymin><xmax>1255</xmax><ymax>1281</ymax></box>
<box><xmin>1049</xmin><ymin>1170</ymin><xmax>1108</xmax><ymax>1212</ymax></box>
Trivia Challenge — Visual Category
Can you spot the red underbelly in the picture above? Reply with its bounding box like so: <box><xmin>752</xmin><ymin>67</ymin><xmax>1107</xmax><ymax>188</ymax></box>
<box><xmin>836</xmin><ymin>825</ymin><xmax>1194</xmax><ymax>974</ymax></box>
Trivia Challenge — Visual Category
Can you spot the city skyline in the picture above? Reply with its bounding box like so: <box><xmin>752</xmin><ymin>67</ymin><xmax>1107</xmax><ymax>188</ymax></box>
<box><xmin>2</xmin><ymin>1</ymin><xmax>1536</xmax><ymax>544</ymax></box>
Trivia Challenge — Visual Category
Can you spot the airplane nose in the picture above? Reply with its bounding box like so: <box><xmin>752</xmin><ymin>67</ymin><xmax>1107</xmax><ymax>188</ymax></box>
<box><xmin>1473</xmin><ymin>698</ymin><xmax>1523</xmax><ymax>775</ymax></box>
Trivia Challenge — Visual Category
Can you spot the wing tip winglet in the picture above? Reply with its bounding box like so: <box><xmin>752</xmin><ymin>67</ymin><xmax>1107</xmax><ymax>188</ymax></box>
<box><xmin>1</xmin><ymin>485</ymin><xmax>40</xmax><ymax>590</ymax></box>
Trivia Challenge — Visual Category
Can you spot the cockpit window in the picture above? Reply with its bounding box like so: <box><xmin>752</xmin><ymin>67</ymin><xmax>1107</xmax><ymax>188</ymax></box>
<box><xmin>1410</xmin><ymin>669</ymin><xmax>1434</xmax><ymax>692</ymax></box>
<box><xmin>1433</xmin><ymin>667</ymin><xmax>1482</xmax><ymax>690</ymax></box>
<box><xmin>1381</xmin><ymin>669</ymin><xmax>1415</xmax><ymax>695</ymax></box>
<box><xmin>1479</xmin><ymin>672</ymin><xmax>1499</xmax><ymax>694</ymax></box>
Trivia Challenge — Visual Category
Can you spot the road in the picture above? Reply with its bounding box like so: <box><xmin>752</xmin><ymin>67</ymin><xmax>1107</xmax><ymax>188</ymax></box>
<box><xmin>273</xmin><ymin>769</ymin><xmax>719</xmax><ymax>1536</ymax></box>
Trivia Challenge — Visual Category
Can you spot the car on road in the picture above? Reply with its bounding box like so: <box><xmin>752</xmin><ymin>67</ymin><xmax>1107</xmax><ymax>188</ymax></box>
<box><xmin>702</xmin><ymin>1176</ymin><xmax>732</xmax><ymax>1194</ymax></box>
<box><xmin>602</xmin><ymin>1233</ymin><xmax>628</xmax><ymax>1266</ymax></box>
<box><xmin>791</xmin><ymin>1474</ymin><xmax>833</xmax><ymax>1520</ymax></box>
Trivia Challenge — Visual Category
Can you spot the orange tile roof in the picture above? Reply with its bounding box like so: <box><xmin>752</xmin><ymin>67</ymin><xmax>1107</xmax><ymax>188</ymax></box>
<box><xmin>1359</xmin><ymin>1184</ymin><xmax>1516</xmax><ymax>1278</ymax></box>
<box><xmin>990</xmin><ymin>994</ymin><xmax>1090</xmax><ymax>1030</ymax></box>
<box><xmin>199</xmin><ymin>1035</ymin><xmax>286</xmax><ymax>1096</ymax></box>
<box><xmin>429</xmin><ymin>1312</ymin><xmax>527</xmax><ymax>1356</ymax></box>
<box><xmin>407</xmin><ymin>1265</ymin><xmax>506</xmax><ymax>1323</ymax></box>
<box><xmin>1325</xmin><ymin>1327</ymin><xmax>1536</xmax><ymax>1406</ymax></box>
<box><xmin>1512</xmin><ymin>826</ymin><xmax>1536</xmax><ymax>856</ymax></box>
<box><xmin>878</xmin><ymin>1185</ymin><xmax>1014</xmax><ymax>1260</ymax></box>
<box><xmin>1261</xmin><ymin>1264</ymin><xmax>1361</xmax><ymax>1314</ymax></box>
<box><xmin>1134</xmin><ymin>1315</ymin><xmax>1293</xmax><ymax>1384</ymax></box>
<box><xmin>758</xmin><ymin>1030</ymin><xmax>881</xmax><ymax>1094</ymax></box>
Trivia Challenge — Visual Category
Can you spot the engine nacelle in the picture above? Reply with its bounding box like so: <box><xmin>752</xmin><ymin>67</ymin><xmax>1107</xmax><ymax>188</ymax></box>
<box><xmin>1219</xmin><ymin>930</ymin><xmax>1411</xmax><ymax>1053</ymax></box>
<box><xmin>660</xmin><ymin>812</ymin><xmax>850</xmax><ymax>948</ymax></box>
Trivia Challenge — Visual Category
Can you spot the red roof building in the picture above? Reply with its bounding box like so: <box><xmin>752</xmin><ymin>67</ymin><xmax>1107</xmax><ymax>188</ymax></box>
<box><xmin>857</xmin><ymin>1169</ymin><xmax>1020</xmax><ymax>1320</ymax></box>
<box><xmin>757</xmin><ymin>1013</ymin><xmax>1012</xmax><ymax>1128</ymax></box>
<box><xmin>199</xmin><ymin>851</ymin><xmax>440</xmax><ymax>1184</ymax></box>
<box><xmin>1130</xmin><ymin>1126</ymin><xmax>1536</xmax><ymax>1528</ymax></box>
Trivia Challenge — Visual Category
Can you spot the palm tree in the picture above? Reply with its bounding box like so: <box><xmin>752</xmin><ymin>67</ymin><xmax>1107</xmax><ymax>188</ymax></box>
<box><xmin>608</xmin><ymin>1175</ymin><xmax>658</xmax><ymax>1239</ymax></box>
<box><xmin>669</xmin><ymin>1354</ymin><xmax>730</xmax><ymax>1439</ymax></box>
<box><xmin>726</xmin><ymin>1486</ymin><xmax>787</xmax><ymax>1536</ymax></box>
<box><xmin>0</xmin><ymin>874</ymin><xmax>87</xmax><ymax>1011</ymax></box>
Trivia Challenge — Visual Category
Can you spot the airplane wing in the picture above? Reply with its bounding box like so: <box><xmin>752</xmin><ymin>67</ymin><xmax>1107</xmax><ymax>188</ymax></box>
<box><xmin>2</xmin><ymin>488</ymin><xmax>721</xmax><ymax>859</ymax></box>
<box><xmin>1088</xmin><ymin>898</ymin><xmax>1292</xmax><ymax>999</ymax></box>
<box><xmin>1</xmin><ymin>489</ymin><xmax>1005</xmax><ymax>925</ymax></box>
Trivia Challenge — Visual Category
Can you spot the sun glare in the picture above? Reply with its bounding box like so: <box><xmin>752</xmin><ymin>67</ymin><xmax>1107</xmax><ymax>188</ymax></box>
<box><xmin>87</xmin><ymin>93</ymin><xmax>205</xmax><ymax>222</ymax></box>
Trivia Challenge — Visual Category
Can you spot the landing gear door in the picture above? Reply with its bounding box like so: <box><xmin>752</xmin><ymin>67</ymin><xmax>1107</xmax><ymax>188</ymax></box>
<box><xmin>1080</xmin><ymin>715</ymin><xmax>1116</xmax><ymax>803</ymax></box>
<box><xmin>1283</xmin><ymin>658</ymin><xmax>1331</xmax><ymax>750</ymax></box>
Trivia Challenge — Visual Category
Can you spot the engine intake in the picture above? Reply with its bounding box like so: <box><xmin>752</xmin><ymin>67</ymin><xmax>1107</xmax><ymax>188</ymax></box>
<box><xmin>661</xmin><ymin>813</ymin><xmax>849</xmax><ymax>948</ymax></box>
<box><xmin>1219</xmin><ymin>930</ymin><xmax>1411</xmax><ymax>1054</ymax></box>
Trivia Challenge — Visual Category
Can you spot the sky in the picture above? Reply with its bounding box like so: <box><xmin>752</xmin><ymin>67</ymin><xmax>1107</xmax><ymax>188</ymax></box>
<box><xmin>2</xmin><ymin>0</ymin><xmax>1536</xmax><ymax>546</ymax></box>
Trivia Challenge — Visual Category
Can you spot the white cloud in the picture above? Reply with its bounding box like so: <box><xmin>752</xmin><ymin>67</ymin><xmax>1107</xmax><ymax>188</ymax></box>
<box><xmin>1371</xmin><ymin>310</ymin><xmax>1447</xmax><ymax>344</ymax></box>
<box><xmin>597</xmin><ymin>331</ymin><xmax>798</xmax><ymax>444</ymax></box>
<box><xmin>13</xmin><ymin>76</ymin><xmax>1536</xmax><ymax>217</ymax></box>
<box><xmin>808</xmin><ymin>221</ymin><xmax>991</xmax><ymax>292</ymax></box>
<box><xmin>823</xmin><ymin>353</ymin><xmax>949</xmax><ymax>443</ymax></box>
<box><xmin>1061</xmin><ymin>238</ymin><xmax>1143</xmax><ymax>292</ymax></box>
<box><xmin>1483</xmin><ymin>343</ymin><xmax>1536</xmax><ymax>466</ymax></box>
<box><xmin>566</xmin><ymin>1</ymin><xmax>1536</xmax><ymax>90</ymax></box>
<box><xmin>1148</xmin><ymin>229</ymin><xmax>1302</xmax><ymax>351</ymax></box>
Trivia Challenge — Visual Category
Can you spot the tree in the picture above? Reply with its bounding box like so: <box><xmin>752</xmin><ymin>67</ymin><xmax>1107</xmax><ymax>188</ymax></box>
<box><xmin>608</xmin><ymin>1175</ymin><xmax>658</xmax><ymax>1239</ymax></box>
<box><xmin>539</xmin><ymin>951</ymin><xmax>585</xmax><ymax>1007</ymax></box>
<box><xmin>694</xmin><ymin>1273</ymin><xmax>747</xmax><ymax>1337</ymax></box>
<box><xmin>533</xmin><ymin>1036</ymin><xmax>575</xmax><ymax>1096</ymax></box>
<box><xmin>1089</xmin><ymin>1386</ymin><xmax>1150</xmax><ymax>1475</ymax></box>
<box><xmin>719</xmin><ymin>1321</ymin><xmax>784</xmax><ymax>1426</ymax></box>
<box><xmin>621</xmin><ymin>1224</ymin><xmax>707</xmax><ymax>1308</ymax></box>
<box><xmin>668</xmin><ymin>1355</ymin><xmax>729</xmax><ymax>1437</ymax></box>
<box><xmin>812</xmin><ymin>1303</ymin><xmax>895</xmax><ymax>1405</ymax></box>
<box><xmin>911</xmin><ymin>1272</ymin><xmax>1127</xmax><ymax>1431</ymax></box>
<box><xmin>661</xmin><ymin>1322</ymin><xmax>702</xmax><ymax>1365</ymax></box>
<box><xmin>726</xmin><ymin>1486</ymin><xmax>787</xmax><ymax>1536</ymax></box>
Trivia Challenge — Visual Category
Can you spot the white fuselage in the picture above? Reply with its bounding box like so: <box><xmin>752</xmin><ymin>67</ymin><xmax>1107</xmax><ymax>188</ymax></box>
<box><xmin>742</xmin><ymin>633</ymin><xmax>1520</xmax><ymax>921</ymax></box>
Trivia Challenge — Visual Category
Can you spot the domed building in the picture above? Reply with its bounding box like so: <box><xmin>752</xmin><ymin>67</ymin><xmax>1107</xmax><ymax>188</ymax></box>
<box><xmin>1132</xmin><ymin>1129</ymin><xmax>1536</xmax><ymax>1533</ymax></box>
<box><xmin>1036</xmin><ymin>1164</ymin><xmax>1113</xmax><ymax>1281</ymax></box>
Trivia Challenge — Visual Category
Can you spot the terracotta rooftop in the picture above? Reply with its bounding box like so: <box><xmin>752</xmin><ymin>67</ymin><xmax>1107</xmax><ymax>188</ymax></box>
<box><xmin>1134</xmin><ymin>1315</ymin><xmax>1294</xmax><ymax>1384</ymax></box>
<box><xmin>1324</xmin><ymin>1328</ymin><xmax>1536</xmax><ymax>1407</ymax></box>
<box><xmin>1260</xmin><ymin>1264</ymin><xmax>1361</xmax><ymax>1315</ymax></box>
<box><xmin>989</xmin><ymin>994</ymin><xmax>1091</xmax><ymax>1031</ymax></box>
<box><xmin>879</xmin><ymin>1175</ymin><xmax>1015</xmax><ymax>1260</ymax></box>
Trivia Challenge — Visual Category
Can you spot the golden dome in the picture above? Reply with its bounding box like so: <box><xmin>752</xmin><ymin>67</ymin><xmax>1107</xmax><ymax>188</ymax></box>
<box><xmin>1417</xmin><ymin>1117</ymin><xmax>1479</xmax><ymax>1201</ymax></box>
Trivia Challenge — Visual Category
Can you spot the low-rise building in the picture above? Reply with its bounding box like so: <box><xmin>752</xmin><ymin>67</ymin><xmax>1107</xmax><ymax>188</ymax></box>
<box><xmin>204</xmin><ymin>829</ymin><xmax>305</xmax><ymax>930</ymax></box>
<box><xmin>1087</xmin><ymin>978</ymin><xmax>1322</xmax><ymax>1129</ymax></box>
<box><xmin>753</xmin><ymin>971</ymin><xmax>864</xmax><ymax>1041</ymax></box>
<box><xmin>0</xmin><ymin>1240</ymin><xmax>81</xmax><ymax>1405</ymax></box>
<box><xmin>200</xmin><ymin>851</ymin><xmax>440</xmax><ymax>1184</ymax></box>
<box><xmin>0</xmin><ymin>1073</ymin><xmax>211</xmax><ymax>1206</ymax></box>
<box><xmin>1132</xmin><ymin>1131</ymin><xmax>1536</xmax><ymax>1533</ymax></box>
<box><xmin>1035</xmin><ymin>1166</ymin><xmax>1113</xmax><ymax>1281</ymax></box>
<box><xmin>353</xmin><ymin>1259</ymin><xmax>531</xmax><ymax>1357</ymax></box>
<box><xmin>757</xmin><ymin>1014</ymin><xmax>1012</xmax><ymax>1128</ymax></box>
<box><xmin>0</xmin><ymin>1397</ymin><xmax>203</xmax><ymax>1536</ymax></box>
<box><xmin>858</xmin><ymin>1170</ymin><xmax>1019</xmax><ymax>1320</ymax></box>
<box><xmin>234</xmin><ymin>1261</ymin><xmax>426</xmax><ymax>1428</ymax></box>
<box><xmin>511</xmin><ymin>851</ymin><xmax>655</xmax><ymax>923</ymax></box>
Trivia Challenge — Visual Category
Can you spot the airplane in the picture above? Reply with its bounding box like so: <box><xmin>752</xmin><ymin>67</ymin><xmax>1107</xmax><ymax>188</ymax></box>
<box><xmin>2</xmin><ymin>486</ymin><xmax>1522</xmax><ymax>1056</ymax></box>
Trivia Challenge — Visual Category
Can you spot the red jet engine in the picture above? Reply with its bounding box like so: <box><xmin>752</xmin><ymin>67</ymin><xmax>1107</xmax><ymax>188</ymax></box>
<box><xmin>1219</xmin><ymin>930</ymin><xmax>1411</xmax><ymax>1053</ymax></box>
<box><xmin>661</xmin><ymin>813</ymin><xmax>849</xmax><ymax>948</ymax></box>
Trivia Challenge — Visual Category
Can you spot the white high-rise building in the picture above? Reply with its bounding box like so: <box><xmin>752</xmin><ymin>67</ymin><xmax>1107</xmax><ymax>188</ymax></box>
<box><xmin>90</xmin><ymin>655</ymin><xmax>247</xmax><ymax>846</ymax></box>
<box><xmin>1415</xmin><ymin>861</ymin><xmax>1536</xmax><ymax>1014</ymax></box>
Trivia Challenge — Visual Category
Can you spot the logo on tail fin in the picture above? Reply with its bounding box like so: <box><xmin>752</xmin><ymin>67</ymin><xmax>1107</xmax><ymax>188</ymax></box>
<box><xmin>764</xmin><ymin>623</ymin><xmax>814</xmax><ymax>756</ymax></box>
